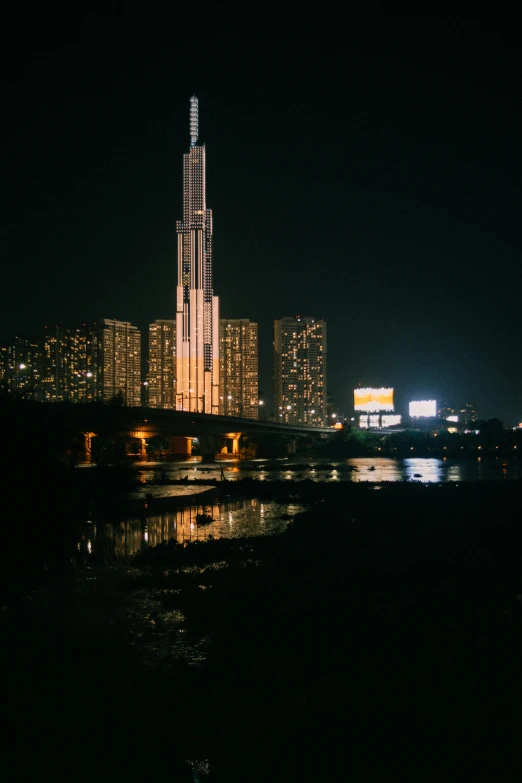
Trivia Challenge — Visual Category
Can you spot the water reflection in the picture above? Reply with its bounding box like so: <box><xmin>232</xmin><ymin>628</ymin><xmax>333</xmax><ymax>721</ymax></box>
<box><xmin>344</xmin><ymin>458</ymin><xmax>402</xmax><ymax>483</ymax></box>
<box><xmin>132</xmin><ymin>456</ymin><xmax>521</xmax><ymax>488</ymax></box>
<box><xmin>402</xmin><ymin>458</ymin><xmax>444</xmax><ymax>483</ymax></box>
<box><xmin>77</xmin><ymin>498</ymin><xmax>306</xmax><ymax>563</ymax></box>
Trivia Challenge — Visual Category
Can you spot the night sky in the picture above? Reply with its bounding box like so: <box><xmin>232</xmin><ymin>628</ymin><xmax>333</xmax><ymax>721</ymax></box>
<box><xmin>2</xmin><ymin>21</ymin><xmax>521</xmax><ymax>424</ymax></box>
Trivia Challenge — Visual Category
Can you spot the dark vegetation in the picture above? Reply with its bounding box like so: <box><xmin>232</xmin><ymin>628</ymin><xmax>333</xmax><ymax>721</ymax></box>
<box><xmin>326</xmin><ymin>418</ymin><xmax>521</xmax><ymax>458</ymax></box>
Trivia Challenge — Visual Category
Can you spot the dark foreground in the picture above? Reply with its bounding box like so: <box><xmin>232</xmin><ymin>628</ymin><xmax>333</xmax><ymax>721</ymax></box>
<box><xmin>3</xmin><ymin>476</ymin><xmax>522</xmax><ymax>781</ymax></box>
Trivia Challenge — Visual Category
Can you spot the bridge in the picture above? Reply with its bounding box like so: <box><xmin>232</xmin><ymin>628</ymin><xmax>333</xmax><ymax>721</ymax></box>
<box><xmin>2</xmin><ymin>401</ymin><xmax>337</xmax><ymax>462</ymax></box>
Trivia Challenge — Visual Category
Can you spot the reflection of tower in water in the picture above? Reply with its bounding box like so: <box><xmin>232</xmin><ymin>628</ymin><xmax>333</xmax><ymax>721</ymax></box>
<box><xmin>77</xmin><ymin>497</ymin><xmax>301</xmax><ymax>560</ymax></box>
<box><xmin>104</xmin><ymin>502</ymin><xmax>226</xmax><ymax>557</ymax></box>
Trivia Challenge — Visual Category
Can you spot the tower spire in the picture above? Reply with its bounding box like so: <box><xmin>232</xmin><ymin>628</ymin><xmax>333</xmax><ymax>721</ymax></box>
<box><xmin>190</xmin><ymin>95</ymin><xmax>199</xmax><ymax>146</ymax></box>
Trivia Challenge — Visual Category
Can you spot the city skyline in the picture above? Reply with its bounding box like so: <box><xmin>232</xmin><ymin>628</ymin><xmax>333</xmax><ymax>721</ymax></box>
<box><xmin>1</xmin><ymin>25</ymin><xmax>521</xmax><ymax>424</ymax></box>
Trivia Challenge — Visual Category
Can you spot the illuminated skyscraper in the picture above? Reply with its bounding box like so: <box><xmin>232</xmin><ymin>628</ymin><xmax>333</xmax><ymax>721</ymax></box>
<box><xmin>3</xmin><ymin>336</ymin><xmax>43</xmax><ymax>400</ymax></box>
<box><xmin>175</xmin><ymin>96</ymin><xmax>219</xmax><ymax>413</ymax></box>
<box><xmin>41</xmin><ymin>324</ymin><xmax>97</xmax><ymax>403</ymax></box>
<box><xmin>41</xmin><ymin>325</ymin><xmax>68</xmax><ymax>402</ymax></box>
<box><xmin>219</xmin><ymin>319</ymin><xmax>259</xmax><ymax>419</ymax></box>
<box><xmin>69</xmin><ymin>324</ymin><xmax>97</xmax><ymax>402</ymax></box>
<box><xmin>96</xmin><ymin>319</ymin><xmax>141</xmax><ymax>406</ymax></box>
<box><xmin>274</xmin><ymin>317</ymin><xmax>327</xmax><ymax>426</ymax></box>
<box><xmin>148</xmin><ymin>320</ymin><xmax>176</xmax><ymax>409</ymax></box>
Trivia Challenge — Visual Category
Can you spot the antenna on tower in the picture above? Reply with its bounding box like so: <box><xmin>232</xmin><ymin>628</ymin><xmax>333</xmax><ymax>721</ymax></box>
<box><xmin>190</xmin><ymin>96</ymin><xmax>199</xmax><ymax>146</ymax></box>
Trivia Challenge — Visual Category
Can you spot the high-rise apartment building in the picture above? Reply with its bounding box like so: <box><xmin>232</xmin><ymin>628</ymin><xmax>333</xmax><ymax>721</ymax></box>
<box><xmin>175</xmin><ymin>96</ymin><xmax>219</xmax><ymax>414</ymax></box>
<box><xmin>148</xmin><ymin>320</ymin><xmax>176</xmax><ymax>409</ymax></box>
<box><xmin>1</xmin><ymin>327</ymin><xmax>97</xmax><ymax>403</ymax></box>
<box><xmin>2</xmin><ymin>336</ymin><xmax>43</xmax><ymax>400</ymax></box>
<box><xmin>41</xmin><ymin>325</ymin><xmax>69</xmax><ymax>402</ymax></box>
<box><xmin>274</xmin><ymin>317</ymin><xmax>327</xmax><ymax>426</ymax></box>
<box><xmin>69</xmin><ymin>324</ymin><xmax>98</xmax><ymax>402</ymax></box>
<box><xmin>41</xmin><ymin>324</ymin><xmax>97</xmax><ymax>403</ymax></box>
<box><xmin>96</xmin><ymin>319</ymin><xmax>141</xmax><ymax>406</ymax></box>
<box><xmin>219</xmin><ymin>319</ymin><xmax>259</xmax><ymax>419</ymax></box>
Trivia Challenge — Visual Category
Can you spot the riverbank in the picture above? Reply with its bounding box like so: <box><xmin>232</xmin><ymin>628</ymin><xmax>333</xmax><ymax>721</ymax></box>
<box><xmin>4</xmin><ymin>478</ymin><xmax>522</xmax><ymax>779</ymax></box>
<box><xmin>129</xmin><ymin>479</ymin><xmax>522</xmax><ymax>779</ymax></box>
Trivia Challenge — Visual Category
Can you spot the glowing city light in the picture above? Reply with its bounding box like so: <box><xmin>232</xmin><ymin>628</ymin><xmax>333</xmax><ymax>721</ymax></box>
<box><xmin>354</xmin><ymin>388</ymin><xmax>394</xmax><ymax>412</ymax></box>
<box><xmin>409</xmin><ymin>400</ymin><xmax>437</xmax><ymax>418</ymax></box>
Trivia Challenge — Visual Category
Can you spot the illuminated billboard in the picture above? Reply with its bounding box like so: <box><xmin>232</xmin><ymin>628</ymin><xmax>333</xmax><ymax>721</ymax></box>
<box><xmin>382</xmin><ymin>414</ymin><xmax>402</xmax><ymax>427</ymax></box>
<box><xmin>354</xmin><ymin>387</ymin><xmax>394</xmax><ymax>412</ymax></box>
<box><xmin>409</xmin><ymin>400</ymin><xmax>437</xmax><ymax>418</ymax></box>
<box><xmin>358</xmin><ymin>414</ymin><xmax>380</xmax><ymax>428</ymax></box>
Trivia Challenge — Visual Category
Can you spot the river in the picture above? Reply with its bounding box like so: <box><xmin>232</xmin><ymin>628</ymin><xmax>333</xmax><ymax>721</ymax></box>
<box><xmin>130</xmin><ymin>454</ymin><xmax>521</xmax><ymax>485</ymax></box>
<box><xmin>76</xmin><ymin>455</ymin><xmax>520</xmax><ymax>561</ymax></box>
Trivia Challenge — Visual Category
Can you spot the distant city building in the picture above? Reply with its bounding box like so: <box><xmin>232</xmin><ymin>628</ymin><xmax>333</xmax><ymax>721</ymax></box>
<box><xmin>1</xmin><ymin>327</ymin><xmax>97</xmax><ymax>403</ymax></box>
<box><xmin>41</xmin><ymin>325</ymin><xmax>69</xmax><ymax>402</ymax></box>
<box><xmin>96</xmin><ymin>319</ymin><xmax>141</xmax><ymax>406</ymax></box>
<box><xmin>0</xmin><ymin>346</ymin><xmax>8</xmax><ymax>385</ymax></box>
<box><xmin>40</xmin><ymin>324</ymin><xmax>97</xmax><ymax>403</ymax></box>
<box><xmin>70</xmin><ymin>324</ymin><xmax>98</xmax><ymax>403</ymax></box>
<box><xmin>326</xmin><ymin>394</ymin><xmax>344</xmax><ymax>425</ymax></box>
<box><xmin>461</xmin><ymin>402</ymin><xmax>478</xmax><ymax>424</ymax></box>
<box><xmin>175</xmin><ymin>96</ymin><xmax>220</xmax><ymax>413</ymax></box>
<box><xmin>274</xmin><ymin>317</ymin><xmax>327</xmax><ymax>426</ymax></box>
<box><xmin>148</xmin><ymin>320</ymin><xmax>176</xmax><ymax>409</ymax></box>
<box><xmin>1</xmin><ymin>336</ymin><xmax>43</xmax><ymax>400</ymax></box>
<box><xmin>219</xmin><ymin>319</ymin><xmax>259</xmax><ymax>419</ymax></box>
<box><xmin>438</xmin><ymin>400</ymin><xmax>478</xmax><ymax>425</ymax></box>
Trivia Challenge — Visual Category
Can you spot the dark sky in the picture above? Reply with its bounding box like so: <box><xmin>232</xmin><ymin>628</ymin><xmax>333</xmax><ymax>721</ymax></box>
<box><xmin>1</xmin><ymin>19</ymin><xmax>521</xmax><ymax>424</ymax></box>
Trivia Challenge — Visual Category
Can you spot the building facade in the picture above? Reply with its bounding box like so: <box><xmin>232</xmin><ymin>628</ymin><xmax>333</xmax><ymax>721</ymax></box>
<box><xmin>274</xmin><ymin>317</ymin><xmax>327</xmax><ymax>426</ymax></box>
<box><xmin>69</xmin><ymin>324</ymin><xmax>98</xmax><ymax>402</ymax></box>
<box><xmin>1</xmin><ymin>336</ymin><xmax>43</xmax><ymax>400</ymax></box>
<box><xmin>148</xmin><ymin>320</ymin><xmax>176</xmax><ymax>409</ymax></box>
<box><xmin>438</xmin><ymin>400</ymin><xmax>479</xmax><ymax>425</ymax></box>
<box><xmin>41</xmin><ymin>325</ymin><xmax>68</xmax><ymax>402</ymax></box>
<box><xmin>96</xmin><ymin>319</ymin><xmax>141</xmax><ymax>406</ymax></box>
<box><xmin>175</xmin><ymin>96</ymin><xmax>219</xmax><ymax>414</ymax></box>
<box><xmin>219</xmin><ymin>319</ymin><xmax>259</xmax><ymax>419</ymax></box>
<box><xmin>41</xmin><ymin>324</ymin><xmax>97</xmax><ymax>403</ymax></box>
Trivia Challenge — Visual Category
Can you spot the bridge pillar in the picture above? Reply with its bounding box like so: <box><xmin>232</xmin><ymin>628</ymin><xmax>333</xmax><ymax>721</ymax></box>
<box><xmin>218</xmin><ymin>432</ymin><xmax>242</xmax><ymax>460</ymax></box>
<box><xmin>78</xmin><ymin>431</ymin><xmax>96</xmax><ymax>464</ymax></box>
<box><xmin>168</xmin><ymin>436</ymin><xmax>193</xmax><ymax>460</ymax></box>
<box><xmin>287</xmin><ymin>438</ymin><xmax>297</xmax><ymax>455</ymax></box>
<box><xmin>198</xmin><ymin>433</ymin><xmax>223</xmax><ymax>463</ymax></box>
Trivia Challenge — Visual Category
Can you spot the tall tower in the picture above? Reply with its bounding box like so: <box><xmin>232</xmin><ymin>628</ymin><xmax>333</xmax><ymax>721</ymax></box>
<box><xmin>274</xmin><ymin>317</ymin><xmax>327</xmax><ymax>426</ymax></box>
<box><xmin>219</xmin><ymin>319</ymin><xmax>259</xmax><ymax>419</ymax></box>
<box><xmin>175</xmin><ymin>96</ymin><xmax>219</xmax><ymax>413</ymax></box>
